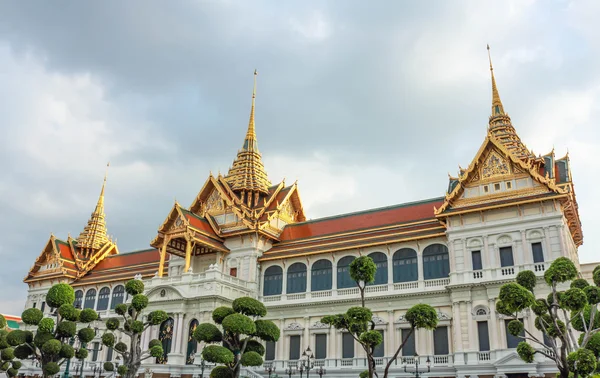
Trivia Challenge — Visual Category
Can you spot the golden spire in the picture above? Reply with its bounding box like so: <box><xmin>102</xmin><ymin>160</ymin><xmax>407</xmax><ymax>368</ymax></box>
<box><xmin>488</xmin><ymin>44</ymin><xmax>505</xmax><ymax>116</ymax></box>
<box><xmin>224</xmin><ymin>70</ymin><xmax>272</xmax><ymax>200</ymax></box>
<box><xmin>76</xmin><ymin>163</ymin><xmax>110</xmax><ymax>253</ymax></box>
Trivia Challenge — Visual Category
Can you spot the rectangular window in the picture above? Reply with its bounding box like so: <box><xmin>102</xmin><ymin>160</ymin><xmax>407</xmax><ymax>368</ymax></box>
<box><xmin>41</xmin><ymin>301</ymin><xmax>46</xmax><ymax>313</ymax></box>
<box><xmin>107</xmin><ymin>347</ymin><xmax>113</xmax><ymax>361</ymax></box>
<box><xmin>229</xmin><ymin>268</ymin><xmax>237</xmax><ymax>277</ymax></box>
<box><xmin>477</xmin><ymin>321</ymin><xmax>490</xmax><ymax>351</ymax></box>
<box><xmin>483</xmin><ymin>185</ymin><xmax>489</xmax><ymax>193</ymax></box>
<box><xmin>433</xmin><ymin>326</ymin><xmax>449</xmax><ymax>355</ymax></box>
<box><xmin>471</xmin><ymin>250</ymin><xmax>483</xmax><ymax>271</ymax></box>
<box><xmin>494</xmin><ymin>183</ymin><xmax>501</xmax><ymax>191</ymax></box>
<box><xmin>532</xmin><ymin>242</ymin><xmax>544</xmax><ymax>263</ymax></box>
<box><xmin>32</xmin><ymin>302</ymin><xmax>36</xmax><ymax>309</ymax></box>
<box><xmin>373</xmin><ymin>330</ymin><xmax>385</xmax><ymax>357</ymax></box>
<box><xmin>342</xmin><ymin>332</ymin><xmax>354</xmax><ymax>359</ymax></box>
<box><xmin>289</xmin><ymin>335</ymin><xmax>301</xmax><ymax>360</ymax></box>
<box><xmin>504</xmin><ymin>319</ymin><xmax>524</xmax><ymax>348</ymax></box>
<box><xmin>92</xmin><ymin>342</ymin><xmax>100</xmax><ymax>361</ymax></box>
<box><xmin>506</xmin><ymin>181</ymin><xmax>513</xmax><ymax>190</ymax></box>
<box><xmin>499</xmin><ymin>246</ymin><xmax>514</xmax><ymax>267</ymax></box>
<box><xmin>315</xmin><ymin>334</ymin><xmax>327</xmax><ymax>359</ymax></box>
<box><xmin>401</xmin><ymin>329</ymin><xmax>416</xmax><ymax>357</ymax></box>
<box><xmin>265</xmin><ymin>341</ymin><xmax>276</xmax><ymax>361</ymax></box>
<box><xmin>543</xmin><ymin>333</ymin><xmax>554</xmax><ymax>348</ymax></box>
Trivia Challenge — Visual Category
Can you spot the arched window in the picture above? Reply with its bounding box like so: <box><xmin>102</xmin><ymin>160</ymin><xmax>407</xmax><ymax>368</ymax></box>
<box><xmin>96</xmin><ymin>287</ymin><xmax>110</xmax><ymax>311</ymax></box>
<box><xmin>263</xmin><ymin>266</ymin><xmax>283</xmax><ymax>296</ymax></box>
<box><xmin>337</xmin><ymin>256</ymin><xmax>356</xmax><ymax>289</ymax></box>
<box><xmin>84</xmin><ymin>289</ymin><xmax>96</xmax><ymax>309</ymax></box>
<box><xmin>157</xmin><ymin>317</ymin><xmax>174</xmax><ymax>364</ymax></box>
<box><xmin>111</xmin><ymin>285</ymin><xmax>125</xmax><ymax>309</ymax></box>
<box><xmin>74</xmin><ymin>290</ymin><xmax>84</xmax><ymax>309</ymax></box>
<box><xmin>287</xmin><ymin>263</ymin><xmax>307</xmax><ymax>294</ymax></box>
<box><xmin>423</xmin><ymin>244</ymin><xmax>450</xmax><ymax>280</ymax></box>
<box><xmin>368</xmin><ymin>252</ymin><xmax>388</xmax><ymax>285</ymax></box>
<box><xmin>393</xmin><ymin>248</ymin><xmax>418</xmax><ymax>283</ymax></box>
<box><xmin>186</xmin><ymin>319</ymin><xmax>199</xmax><ymax>364</ymax></box>
<box><xmin>311</xmin><ymin>260</ymin><xmax>332</xmax><ymax>292</ymax></box>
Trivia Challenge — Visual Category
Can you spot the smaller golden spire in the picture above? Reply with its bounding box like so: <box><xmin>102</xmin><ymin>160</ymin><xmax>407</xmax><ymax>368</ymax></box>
<box><xmin>487</xmin><ymin>44</ymin><xmax>505</xmax><ymax>117</ymax></box>
<box><xmin>76</xmin><ymin>163</ymin><xmax>110</xmax><ymax>253</ymax></box>
<box><xmin>246</xmin><ymin>69</ymin><xmax>258</xmax><ymax>143</ymax></box>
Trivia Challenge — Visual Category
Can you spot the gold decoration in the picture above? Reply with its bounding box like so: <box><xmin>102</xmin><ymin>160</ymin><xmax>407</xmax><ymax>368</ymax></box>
<box><xmin>205</xmin><ymin>190</ymin><xmax>224</xmax><ymax>213</ymax></box>
<box><xmin>76</xmin><ymin>163</ymin><xmax>111</xmax><ymax>252</ymax></box>
<box><xmin>279</xmin><ymin>200</ymin><xmax>296</xmax><ymax>222</ymax></box>
<box><xmin>481</xmin><ymin>152</ymin><xmax>510</xmax><ymax>179</ymax></box>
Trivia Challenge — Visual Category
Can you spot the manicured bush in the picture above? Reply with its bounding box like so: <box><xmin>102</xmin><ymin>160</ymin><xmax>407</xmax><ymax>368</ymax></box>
<box><xmin>131</xmin><ymin>294</ymin><xmax>149</xmax><ymax>312</ymax></box>
<box><xmin>210</xmin><ymin>366</ymin><xmax>233</xmax><ymax>378</ymax></box>
<box><xmin>531</xmin><ymin>299</ymin><xmax>548</xmax><ymax>316</ymax></box>
<box><xmin>243</xmin><ymin>339</ymin><xmax>265</xmax><ymax>356</ymax></box>
<box><xmin>350</xmin><ymin>256</ymin><xmax>377</xmax><ymax>284</ymax></box>
<box><xmin>79</xmin><ymin>308</ymin><xmax>98</xmax><ymax>323</ymax></box>
<box><xmin>75</xmin><ymin>348</ymin><xmax>88</xmax><ymax>359</ymax></box>
<box><xmin>106</xmin><ymin>317</ymin><xmax>120</xmax><ymax>331</ymax></box>
<box><xmin>102</xmin><ymin>333</ymin><xmax>115</xmax><ymax>347</ymax></box>
<box><xmin>232</xmin><ymin>297</ymin><xmax>267</xmax><ymax>317</ymax></box>
<box><xmin>202</xmin><ymin>345</ymin><xmax>234</xmax><ymax>364</ymax></box>
<box><xmin>11</xmin><ymin>361</ymin><xmax>21</xmax><ymax>370</ymax></box>
<box><xmin>55</xmin><ymin>321</ymin><xmax>77</xmax><ymax>338</ymax></box>
<box><xmin>117</xmin><ymin>365</ymin><xmax>128</xmax><ymax>376</ymax></box>
<box><xmin>104</xmin><ymin>362</ymin><xmax>114</xmax><ymax>371</ymax></box>
<box><xmin>567</xmin><ymin>349</ymin><xmax>597</xmax><ymax>376</ymax></box>
<box><xmin>148</xmin><ymin>339</ymin><xmax>161</xmax><ymax>348</ymax></box>
<box><xmin>60</xmin><ymin>344</ymin><xmax>75</xmax><ymax>359</ymax></box>
<box><xmin>41</xmin><ymin>339</ymin><xmax>62</xmax><ymax>356</ymax></box>
<box><xmin>405</xmin><ymin>304</ymin><xmax>438</xmax><ymax>329</ymax></box>
<box><xmin>125</xmin><ymin>279</ymin><xmax>144</xmax><ymax>295</ymax></box>
<box><xmin>212</xmin><ymin>307</ymin><xmax>235</xmax><ymax>324</ymax></box>
<box><xmin>499</xmin><ymin>283</ymin><xmax>535</xmax><ymax>313</ymax></box>
<box><xmin>360</xmin><ymin>330</ymin><xmax>383</xmax><ymax>347</ymax></box>
<box><xmin>21</xmin><ymin>308</ymin><xmax>44</xmax><ymax>325</ymax></box>
<box><xmin>571</xmin><ymin>278</ymin><xmax>590</xmax><ymax>290</ymax></box>
<box><xmin>13</xmin><ymin>345</ymin><xmax>31</xmax><ymax>360</ymax></box>
<box><xmin>1</xmin><ymin>347</ymin><xmax>14</xmax><ymax>361</ymax></box>
<box><xmin>115</xmin><ymin>342</ymin><xmax>127</xmax><ymax>353</ymax></box>
<box><xmin>584</xmin><ymin>286</ymin><xmax>600</xmax><ymax>305</ymax></box>
<box><xmin>562</xmin><ymin>288</ymin><xmax>587</xmax><ymax>311</ymax></box>
<box><xmin>150</xmin><ymin>345</ymin><xmax>163</xmax><ymax>358</ymax></box>
<box><xmin>78</xmin><ymin>327</ymin><xmax>96</xmax><ymax>343</ymax></box>
<box><xmin>37</xmin><ymin>318</ymin><xmax>55</xmax><ymax>333</ymax></box>
<box><xmin>6</xmin><ymin>331</ymin><xmax>26</xmax><ymax>347</ymax></box>
<box><xmin>517</xmin><ymin>342</ymin><xmax>535</xmax><ymax>363</ymax></box>
<box><xmin>194</xmin><ymin>323</ymin><xmax>223</xmax><ymax>343</ymax></box>
<box><xmin>46</xmin><ymin>283</ymin><xmax>75</xmax><ymax>308</ymax></box>
<box><xmin>240</xmin><ymin>351</ymin><xmax>263</xmax><ymax>366</ymax></box>
<box><xmin>544</xmin><ymin>257</ymin><xmax>578</xmax><ymax>284</ymax></box>
<box><xmin>115</xmin><ymin>303</ymin><xmax>128</xmax><ymax>315</ymax></box>
<box><xmin>254</xmin><ymin>320</ymin><xmax>280</xmax><ymax>342</ymax></box>
<box><xmin>516</xmin><ymin>270</ymin><xmax>537</xmax><ymax>292</ymax></box>
<box><xmin>33</xmin><ymin>332</ymin><xmax>54</xmax><ymax>348</ymax></box>
<box><xmin>43</xmin><ymin>362</ymin><xmax>60</xmax><ymax>376</ymax></box>
<box><xmin>507</xmin><ymin>320</ymin><xmax>524</xmax><ymax>337</ymax></box>
<box><xmin>147</xmin><ymin>310</ymin><xmax>168</xmax><ymax>325</ymax></box>
<box><xmin>58</xmin><ymin>304</ymin><xmax>78</xmax><ymax>321</ymax></box>
<box><xmin>222</xmin><ymin>314</ymin><xmax>255</xmax><ymax>335</ymax></box>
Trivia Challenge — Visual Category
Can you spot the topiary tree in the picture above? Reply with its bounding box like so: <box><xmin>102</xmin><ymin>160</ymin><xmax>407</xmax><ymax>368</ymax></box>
<box><xmin>11</xmin><ymin>283</ymin><xmax>99</xmax><ymax>378</ymax></box>
<box><xmin>193</xmin><ymin>296</ymin><xmax>280</xmax><ymax>378</ymax></box>
<box><xmin>1</xmin><ymin>315</ymin><xmax>23</xmax><ymax>378</ymax></box>
<box><xmin>497</xmin><ymin>259</ymin><xmax>600</xmax><ymax>378</ymax></box>
<box><xmin>322</xmin><ymin>256</ymin><xmax>438</xmax><ymax>378</ymax></box>
<box><xmin>100</xmin><ymin>279</ymin><xmax>167</xmax><ymax>378</ymax></box>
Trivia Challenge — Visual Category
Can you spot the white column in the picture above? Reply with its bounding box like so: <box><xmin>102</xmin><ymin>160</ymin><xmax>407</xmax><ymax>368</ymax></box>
<box><xmin>448</xmin><ymin>240</ymin><xmax>457</xmax><ymax>274</ymax></box>
<box><xmin>417</xmin><ymin>248</ymin><xmax>424</xmax><ymax>282</ymax></box>
<box><xmin>277</xmin><ymin>319</ymin><xmax>285</xmax><ymax>360</ymax></box>
<box><xmin>387</xmin><ymin>310</ymin><xmax>394</xmax><ymax>357</ymax></box>
<box><xmin>543</xmin><ymin>226</ymin><xmax>553</xmax><ymax>260</ymax></box>
<box><xmin>466</xmin><ymin>301</ymin><xmax>475</xmax><ymax>352</ymax></box>
<box><xmin>387</xmin><ymin>255</ymin><xmax>394</xmax><ymax>289</ymax></box>
<box><xmin>487</xmin><ymin>298</ymin><xmax>499</xmax><ymax>350</ymax></box>
<box><xmin>452</xmin><ymin>302</ymin><xmax>463</xmax><ymax>352</ymax></box>
<box><xmin>303</xmin><ymin>317</ymin><xmax>310</xmax><ymax>351</ymax></box>
<box><xmin>177</xmin><ymin>313</ymin><xmax>186</xmax><ymax>354</ymax></box>
<box><xmin>332</xmin><ymin>260</ymin><xmax>338</xmax><ymax>291</ymax></box>
<box><xmin>521</xmin><ymin>230</ymin><xmax>531</xmax><ymax>264</ymax></box>
<box><xmin>282</xmin><ymin>268</ymin><xmax>288</xmax><ymax>295</ymax></box>
<box><xmin>306</xmin><ymin>267</ymin><xmax>312</xmax><ymax>294</ymax></box>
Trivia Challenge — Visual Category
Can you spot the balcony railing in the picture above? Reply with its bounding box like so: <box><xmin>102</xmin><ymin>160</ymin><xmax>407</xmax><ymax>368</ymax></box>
<box><xmin>256</xmin><ymin>355</ymin><xmax>453</xmax><ymax>371</ymax></box>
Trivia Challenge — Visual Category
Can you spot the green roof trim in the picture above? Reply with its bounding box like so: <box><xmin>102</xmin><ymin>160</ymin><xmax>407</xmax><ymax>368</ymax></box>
<box><xmin>7</xmin><ymin>320</ymin><xmax>19</xmax><ymax>329</ymax></box>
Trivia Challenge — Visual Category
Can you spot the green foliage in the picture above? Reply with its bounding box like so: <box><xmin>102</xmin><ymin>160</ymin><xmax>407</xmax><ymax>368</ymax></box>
<box><xmin>582</xmin><ymin>332</ymin><xmax>600</xmax><ymax>357</ymax></box>
<box><xmin>0</xmin><ymin>315</ymin><xmax>5</xmax><ymax>329</ymax></box>
<box><xmin>56</xmin><ymin>320</ymin><xmax>77</xmax><ymax>338</ymax></box>
<box><xmin>131</xmin><ymin>320</ymin><xmax>144</xmax><ymax>334</ymax></box>
<box><xmin>0</xmin><ymin>336</ymin><xmax>8</xmax><ymax>350</ymax></box>
<box><xmin>148</xmin><ymin>339</ymin><xmax>161</xmax><ymax>348</ymax></box>
<box><xmin>349</xmin><ymin>256</ymin><xmax>377</xmax><ymax>284</ymax></box>
<box><xmin>405</xmin><ymin>304</ymin><xmax>438</xmax><ymax>329</ymax></box>
<box><xmin>76</xmin><ymin>348</ymin><xmax>88</xmax><ymax>359</ymax></box>
<box><xmin>499</xmin><ymin>283</ymin><xmax>535</xmax><ymax>313</ymax></box>
<box><xmin>567</xmin><ymin>349</ymin><xmax>597</xmax><ymax>376</ymax></box>
<box><xmin>60</xmin><ymin>344</ymin><xmax>75</xmax><ymax>359</ymax></box>
<box><xmin>232</xmin><ymin>297</ymin><xmax>267</xmax><ymax>317</ymax></box>
<box><xmin>58</xmin><ymin>304</ymin><xmax>78</xmax><ymax>321</ymax></box>
<box><xmin>0</xmin><ymin>362</ymin><xmax>9</xmax><ymax>372</ymax></box>
<box><xmin>202</xmin><ymin>345</ymin><xmax>234</xmax><ymax>364</ymax></box>
<box><xmin>584</xmin><ymin>286</ymin><xmax>600</xmax><ymax>305</ymax></box>
<box><xmin>11</xmin><ymin>361</ymin><xmax>21</xmax><ymax>370</ymax></box>
<box><xmin>254</xmin><ymin>320</ymin><xmax>280</xmax><ymax>342</ymax></box>
<box><xmin>210</xmin><ymin>366</ymin><xmax>233</xmax><ymax>378</ymax></box>
<box><xmin>562</xmin><ymin>288</ymin><xmax>587</xmax><ymax>311</ymax></box>
<box><xmin>347</xmin><ymin>307</ymin><xmax>373</xmax><ymax>323</ymax></box>
<box><xmin>104</xmin><ymin>362</ymin><xmax>114</xmax><ymax>371</ymax></box>
<box><xmin>37</xmin><ymin>318</ymin><xmax>55</xmax><ymax>333</ymax></box>
<box><xmin>545</xmin><ymin>257</ymin><xmax>578</xmax><ymax>285</ymax></box>
<box><xmin>6</xmin><ymin>331</ymin><xmax>26</xmax><ymax>347</ymax></box>
<box><xmin>222</xmin><ymin>313</ymin><xmax>256</xmax><ymax>335</ymax></box>
<box><xmin>571</xmin><ymin>305</ymin><xmax>600</xmax><ymax>332</ymax></box>
<box><xmin>531</xmin><ymin>299</ymin><xmax>548</xmax><ymax>316</ymax></box>
<box><xmin>240</xmin><ymin>351</ymin><xmax>263</xmax><ymax>366</ymax></box>
<box><xmin>115</xmin><ymin>303</ymin><xmax>128</xmax><ymax>316</ymax></box>
<box><xmin>147</xmin><ymin>310</ymin><xmax>168</xmax><ymax>325</ymax></box>
<box><xmin>6</xmin><ymin>368</ymin><xmax>17</xmax><ymax>378</ymax></box>
<box><xmin>79</xmin><ymin>308</ymin><xmax>99</xmax><ymax>323</ymax></box>
<box><xmin>547</xmin><ymin>291</ymin><xmax>564</xmax><ymax>306</ymax></box>
<box><xmin>517</xmin><ymin>342</ymin><xmax>535</xmax><ymax>363</ymax></box>
<box><xmin>13</xmin><ymin>345</ymin><xmax>31</xmax><ymax>360</ymax></box>
<box><xmin>34</xmin><ymin>332</ymin><xmax>54</xmax><ymax>348</ymax></box>
<box><xmin>1</xmin><ymin>348</ymin><xmax>14</xmax><ymax>361</ymax></box>
<box><xmin>117</xmin><ymin>365</ymin><xmax>128</xmax><ymax>376</ymax></box>
<box><xmin>594</xmin><ymin>269</ymin><xmax>600</xmax><ymax>287</ymax></box>
<box><xmin>194</xmin><ymin>323</ymin><xmax>223</xmax><ymax>343</ymax></box>
<box><xmin>78</xmin><ymin>327</ymin><xmax>96</xmax><ymax>343</ymax></box>
<box><xmin>42</xmin><ymin>339</ymin><xmax>62</xmax><ymax>356</ymax></box>
<box><xmin>106</xmin><ymin>317</ymin><xmax>120</xmax><ymax>331</ymax></box>
<box><xmin>21</xmin><ymin>308</ymin><xmax>44</xmax><ymax>325</ymax></box>
<box><xmin>516</xmin><ymin>270</ymin><xmax>537</xmax><ymax>292</ymax></box>
<box><xmin>102</xmin><ymin>332</ymin><xmax>115</xmax><ymax>347</ymax></box>
<box><xmin>46</xmin><ymin>283</ymin><xmax>75</xmax><ymax>308</ymax></box>
<box><xmin>359</xmin><ymin>371</ymin><xmax>369</xmax><ymax>378</ymax></box>
<box><xmin>507</xmin><ymin>320</ymin><xmax>524</xmax><ymax>337</ymax></box>
<box><xmin>212</xmin><ymin>307</ymin><xmax>235</xmax><ymax>324</ymax></box>
<box><xmin>131</xmin><ymin>294</ymin><xmax>149</xmax><ymax>311</ymax></box>
<box><xmin>571</xmin><ymin>278</ymin><xmax>590</xmax><ymax>290</ymax></box>
<box><xmin>43</xmin><ymin>362</ymin><xmax>60</xmax><ymax>376</ymax></box>
<box><xmin>115</xmin><ymin>342</ymin><xmax>127</xmax><ymax>352</ymax></box>
<box><xmin>359</xmin><ymin>330</ymin><xmax>383</xmax><ymax>347</ymax></box>
<box><xmin>150</xmin><ymin>345</ymin><xmax>163</xmax><ymax>358</ymax></box>
<box><xmin>243</xmin><ymin>339</ymin><xmax>265</xmax><ymax>356</ymax></box>
<box><xmin>125</xmin><ymin>279</ymin><xmax>144</xmax><ymax>295</ymax></box>
<box><xmin>547</xmin><ymin>319</ymin><xmax>566</xmax><ymax>339</ymax></box>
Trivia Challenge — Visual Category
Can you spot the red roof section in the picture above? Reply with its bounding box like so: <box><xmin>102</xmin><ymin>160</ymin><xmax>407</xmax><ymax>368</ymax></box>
<box><xmin>92</xmin><ymin>249</ymin><xmax>161</xmax><ymax>270</ymax></box>
<box><xmin>279</xmin><ymin>197</ymin><xmax>444</xmax><ymax>242</ymax></box>
<box><xmin>183</xmin><ymin>212</ymin><xmax>221</xmax><ymax>239</ymax></box>
<box><xmin>56</xmin><ymin>240</ymin><xmax>75</xmax><ymax>261</ymax></box>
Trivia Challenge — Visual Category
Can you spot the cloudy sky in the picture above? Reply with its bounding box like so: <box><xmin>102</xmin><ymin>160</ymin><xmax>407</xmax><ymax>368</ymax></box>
<box><xmin>1</xmin><ymin>0</ymin><xmax>599</xmax><ymax>315</ymax></box>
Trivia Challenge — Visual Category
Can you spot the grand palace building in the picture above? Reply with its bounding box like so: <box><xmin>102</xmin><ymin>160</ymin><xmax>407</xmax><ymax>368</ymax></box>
<box><xmin>20</xmin><ymin>58</ymin><xmax>597</xmax><ymax>378</ymax></box>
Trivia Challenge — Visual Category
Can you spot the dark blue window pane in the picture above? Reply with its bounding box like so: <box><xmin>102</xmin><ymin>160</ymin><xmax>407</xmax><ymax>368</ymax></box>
<box><xmin>401</xmin><ymin>329</ymin><xmax>415</xmax><ymax>356</ymax></box>
<box><xmin>472</xmin><ymin>251</ymin><xmax>483</xmax><ymax>271</ymax></box>
<box><xmin>287</xmin><ymin>263</ymin><xmax>307</xmax><ymax>294</ymax></box>
<box><xmin>368</xmin><ymin>252</ymin><xmax>388</xmax><ymax>285</ymax></box>
<box><xmin>311</xmin><ymin>259</ymin><xmax>333</xmax><ymax>291</ymax></box>
<box><xmin>557</xmin><ymin>160</ymin><xmax>568</xmax><ymax>183</ymax></box>
<box><xmin>84</xmin><ymin>289</ymin><xmax>96</xmax><ymax>309</ymax></box>
<box><xmin>263</xmin><ymin>266</ymin><xmax>283</xmax><ymax>296</ymax></box>
<box><xmin>337</xmin><ymin>256</ymin><xmax>356</xmax><ymax>289</ymax></box>
<box><xmin>111</xmin><ymin>285</ymin><xmax>125</xmax><ymax>309</ymax></box>
<box><xmin>74</xmin><ymin>290</ymin><xmax>84</xmax><ymax>309</ymax></box>
<box><xmin>423</xmin><ymin>244</ymin><xmax>450</xmax><ymax>280</ymax></box>
<box><xmin>315</xmin><ymin>334</ymin><xmax>327</xmax><ymax>359</ymax></box>
<box><xmin>96</xmin><ymin>287</ymin><xmax>110</xmax><ymax>311</ymax></box>
<box><xmin>477</xmin><ymin>321</ymin><xmax>490</xmax><ymax>351</ymax></box>
<box><xmin>289</xmin><ymin>335</ymin><xmax>301</xmax><ymax>360</ymax></box>
<box><xmin>433</xmin><ymin>326</ymin><xmax>449</xmax><ymax>355</ymax></box>
<box><xmin>393</xmin><ymin>249</ymin><xmax>418</xmax><ymax>283</ymax></box>
<box><xmin>266</xmin><ymin>341</ymin><xmax>276</xmax><ymax>361</ymax></box>
<box><xmin>532</xmin><ymin>242</ymin><xmax>544</xmax><ymax>263</ymax></box>
<box><xmin>500</xmin><ymin>247</ymin><xmax>514</xmax><ymax>267</ymax></box>
<box><xmin>373</xmin><ymin>330</ymin><xmax>385</xmax><ymax>357</ymax></box>
<box><xmin>342</xmin><ymin>332</ymin><xmax>354</xmax><ymax>358</ymax></box>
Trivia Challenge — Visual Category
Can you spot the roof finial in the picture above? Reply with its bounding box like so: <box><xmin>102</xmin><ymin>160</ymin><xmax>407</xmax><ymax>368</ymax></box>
<box><xmin>76</xmin><ymin>164</ymin><xmax>110</xmax><ymax>250</ymax></box>
<box><xmin>245</xmin><ymin>69</ymin><xmax>258</xmax><ymax>144</ymax></box>
<box><xmin>487</xmin><ymin>44</ymin><xmax>505</xmax><ymax>117</ymax></box>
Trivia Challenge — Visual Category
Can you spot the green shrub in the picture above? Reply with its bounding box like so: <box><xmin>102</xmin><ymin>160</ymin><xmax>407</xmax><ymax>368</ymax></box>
<box><xmin>46</xmin><ymin>283</ymin><xmax>75</xmax><ymax>308</ymax></box>
<box><xmin>150</xmin><ymin>345</ymin><xmax>163</xmax><ymax>358</ymax></box>
<box><xmin>125</xmin><ymin>279</ymin><xmax>144</xmax><ymax>295</ymax></box>
<box><xmin>117</xmin><ymin>365</ymin><xmax>128</xmax><ymax>376</ymax></box>
<box><xmin>359</xmin><ymin>330</ymin><xmax>383</xmax><ymax>347</ymax></box>
<box><xmin>130</xmin><ymin>320</ymin><xmax>144</xmax><ymax>334</ymax></box>
<box><xmin>359</xmin><ymin>371</ymin><xmax>369</xmax><ymax>378</ymax></box>
<box><xmin>240</xmin><ymin>351</ymin><xmax>263</xmax><ymax>366</ymax></box>
<box><xmin>58</xmin><ymin>304</ymin><xmax>78</xmax><ymax>321</ymax></box>
<box><xmin>33</xmin><ymin>332</ymin><xmax>54</xmax><ymax>348</ymax></box>
<box><xmin>0</xmin><ymin>315</ymin><xmax>5</xmax><ymax>329</ymax></box>
<box><xmin>114</xmin><ymin>342</ymin><xmax>127</xmax><ymax>352</ymax></box>
<box><xmin>56</xmin><ymin>320</ymin><xmax>77</xmax><ymax>338</ymax></box>
<box><xmin>60</xmin><ymin>344</ymin><xmax>75</xmax><ymax>359</ymax></box>
<box><xmin>1</xmin><ymin>348</ymin><xmax>14</xmax><ymax>361</ymax></box>
<box><xmin>546</xmin><ymin>319</ymin><xmax>566</xmax><ymax>339</ymax></box>
<box><xmin>131</xmin><ymin>294</ymin><xmax>149</xmax><ymax>311</ymax></box>
<box><xmin>13</xmin><ymin>345</ymin><xmax>31</xmax><ymax>360</ymax></box>
<box><xmin>581</xmin><ymin>332</ymin><xmax>600</xmax><ymax>357</ymax></box>
<box><xmin>545</xmin><ymin>257</ymin><xmax>578</xmax><ymax>285</ymax></box>
<box><xmin>405</xmin><ymin>303</ymin><xmax>438</xmax><ymax>329</ymax></box>
<box><xmin>567</xmin><ymin>349</ymin><xmax>597</xmax><ymax>376</ymax></box>
<box><xmin>584</xmin><ymin>286</ymin><xmax>600</xmax><ymax>305</ymax></box>
<box><xmin>115</xmin><ymin>303</ymin><xmax>128</xmax><ymax>316</ymax></box>
<box><xmin>43</xmin><ymin>362</ymin><xmax>60</xmax><ymax>376</ymax></box>
<box><xmin>148</xmin><ymin>339</ymin><xmax>161</xmax><ymax>348</ymax></box>
<box><xmin>202</xmin><ymin>345</ymin><xmax>234</xmax><ymax>364</ymax></box>
<box><xmin>11</xmin><ymin>361</ymin><xmax>21</xmax><ymax>370</ymax></box>
<box><xmin>78</xmin><ymin>327</ymin><xmax>96</xmax><ymax>343</ymax></box>
<box><xmin>194</xmin><ymin>323</ymin><xmax>223</xmax><ymax>343</ymax></box>
<box><xmin>37</xmin><ymin>318</ymin><xmax>55</xmax><ymax>333</ymax></box>
<box><xmin>103</xmin><ymin>362</ymin><xmax>114</xmax><ymax>371</ymax></box>
<box><xmin>212</xmin><ymin>307</ymin><xmax>235</xmax><ymax>324</ymax></box>
<box><xmin>531</xmin><ymin>299</ymin><xmax>548</xmax><ymax>316</ymax></box>
<box><xmin>562</xmin><ymin>288</ymin><xmax>587</xmax><ymax>311</ymax></box>
<box><xmin>210</xmin><ymin>366</ymin><xmax>233</xmax><ymax>378</ymax></box>
<box><xmin>571</xmin><ymin>278</ymin><xmax>590</xmax><ymax>290</ymax></box>
<box><xmin>6</xmin><ymin>368</ymin><xmax>18</xmax><ymax>378</ymax></box>
<box><xmin>106</xmin><ymin>317</ymin><xmax>120</xmax><ymax>331</ymax></box>
<box><xmin>499</xmin><ymin>283</ymin><xmax>535</xmax><ymax>313</ymax></box>
<box><xmin>517</xmin><ymin>342</ymin><xmax>535</xmax><ymax>363</ymax></box>
<box><xmin>516</xmin><ymin>270</ymin><xmax>537</xmax><ymax>292</ymax></box>
<box><xmin>79</xmin><ymin>308</ymin><xmax>98</xmax><ymax>323</ymax></box>
<box><xmin>147</xmin><ymin>310</ymin><xmax>168</xmax><ymax>325</ymax></box>
<box><xmin>507</xmin><ymin>320</ymin><xmax>524</xmax><ymax>336</ymax></box>
<box><xmin>41</xmin><ymin>339</ymin><xmax>62</xmax><ymax>355</ymax></box>
<box><xmin>243</xmin><ymin>339</ymin><xmax>265</xmax><ymax>356</ymax></box>
<box><xmin>254</xmin><ymin>320</ymin><xmax>280</xmax><ymax>342</ymax></box>
<box><xmin>102</xmin><ymin>333</ymin><xmax>115</xmax><ymax>347</ymax></box>
<box><xmin>232</xmin><ymin>297</ymin><xmax>267</xmax><ymax>317</ymax></box>
<box><xmin>572</xmin><ymin>305</ymin><xmax>600</xmax><ymax>332</ymax></box>
<box><xmin>6</xmin><ymin>330</ymin><xmax>26</xmax><ymax>346</ymax></box>
<box><xmin>75</xmin><ymin>348</ymin><xmax>88</xmax><ymax>359</ymax></box>
<box><xmin>21</xmin><ymin>308</ymin><xmax>44</xmax><ymax>325</ymax></box>
<box><xmin>222</xmin><ymin>313</ymin><xmax>256</xmax><ymax>335</ymax></box>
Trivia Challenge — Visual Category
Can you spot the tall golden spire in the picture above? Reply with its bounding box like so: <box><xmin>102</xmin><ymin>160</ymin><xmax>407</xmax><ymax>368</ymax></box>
<box><xmin>487</xmin><ymin>44</ymin><xmax>505</xmax><ymax>116</ymax></box>
<box><xmin>225</xmin><ymin>70</ymin><xmax>271</xmax><ymax>202</ymax></box>
<box><xmin>76</xmin><ymin>163</ymin><xmax>110</xmax><ymax>254</ymax></box>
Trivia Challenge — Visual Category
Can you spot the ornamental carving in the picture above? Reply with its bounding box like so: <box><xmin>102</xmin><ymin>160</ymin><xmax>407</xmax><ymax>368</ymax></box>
<box><xmin>311</xmin><ymin>321</ymin><xmax>330</xmax><ymax>329</ymax></box>
<box><xmin>205</xmin><ymin>190</ymin><xmax>224</xmax><ymax>213</ymax></box>
<box><xmin>481</xmin><ymin>152</ymin><xmax>510</xmax><ymax>179</ymax></box>
<box><xmin>279</xmin><ymin>200</ymin><xmax>296</xmax><ymax>222</ymax></box>
<box><xmin>372</xmin><ymin>316</ymin><xmax>387</xmax><ymax>325</ymax></box>
<box><xmin>437</xmin><ymin>311</ymin><xmax>451</xmax><ymax>320</ymax></box>
<box><xmin>284</xmin><ymin>322</ymin><xmax>305</xmax><ymax>331</ymax></box>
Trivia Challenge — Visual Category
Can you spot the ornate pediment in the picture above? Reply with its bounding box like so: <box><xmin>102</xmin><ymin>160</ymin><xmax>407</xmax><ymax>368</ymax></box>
<box><xmin>205</xmin><ymin>189</ymin><xmax>226</xmax><ymax>214</ymax></box>
<box><xmin>311</xmin><ymin>321</ymin><xmax>330</xmax><ymax>329</ymax></box>
<box><xmin>284</xmin><ymin>322</ymin><xmax>305</xmax><ymax>331</ymax></box>
<box><xmin>147</xmin><ymin>286</ymin><xmax>184</xmax><ymax>301</ymax></box>
<box><xmin>481</xmin><ymin>151</ymin><xmax>511</xmax><ymax>179</ymax></box>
